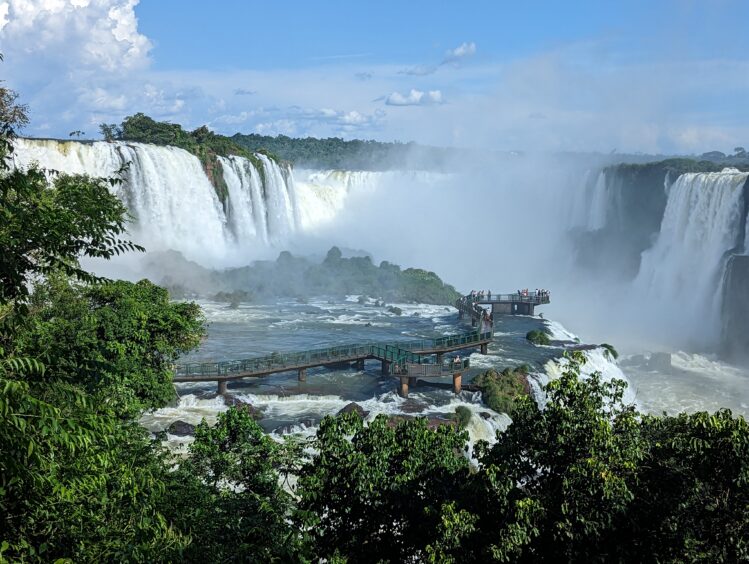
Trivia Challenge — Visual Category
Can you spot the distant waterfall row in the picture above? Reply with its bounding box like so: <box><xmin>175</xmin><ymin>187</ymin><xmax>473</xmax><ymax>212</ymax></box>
<box><xmin>12</xmin><ymin>139</ymin><xmax>301</xmax><ymax>265</ymax></box>
<box><xmin>570</xmin><ymin>166</ymin><xmax>749</xmax><ymax>349</ymax></box>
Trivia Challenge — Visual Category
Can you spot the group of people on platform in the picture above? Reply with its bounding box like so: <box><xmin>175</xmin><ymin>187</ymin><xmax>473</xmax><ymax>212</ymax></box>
<box><xmin>517</xmin><ymin>288</ymin><xmax>551</xmax><ymax>299</ymax></box>
<box><xmin>469</xmin><ymin>290</ymin><xmax>492</xmax><ymax>300</ymax></box>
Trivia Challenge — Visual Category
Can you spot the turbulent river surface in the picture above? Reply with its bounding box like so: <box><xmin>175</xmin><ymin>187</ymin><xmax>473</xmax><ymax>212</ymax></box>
<box><xmin>141</xmin><ymin>296</ymin><xmax>631</xmax><ymax>451</ymax></box>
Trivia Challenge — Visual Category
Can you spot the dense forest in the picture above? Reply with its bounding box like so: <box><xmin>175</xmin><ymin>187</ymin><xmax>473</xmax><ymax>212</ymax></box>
<box><xmin>231</xmin><ymin>132</ymin><xmax>458</xmax><ymax>170</ymax></box>
<box><xmin>4</xmin><ymin>85</ymin><xmax>749</xmax><ymax>561</ymax></box>
<box><xmin>101</xmin><ymin>113</ymin><xmax>749</xmax><ymax>173</ymax></box>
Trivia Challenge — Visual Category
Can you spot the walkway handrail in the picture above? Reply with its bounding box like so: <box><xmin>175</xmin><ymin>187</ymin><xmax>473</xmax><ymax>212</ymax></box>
<box><xmin>462</xmin><ymin>293</ymin><xmax>550</xmax><ymax>305</ymax></box>
<box><xmin>175</xmin><ymin>327</ymin><xmax>492</xmax><ymax>378</ymax></box>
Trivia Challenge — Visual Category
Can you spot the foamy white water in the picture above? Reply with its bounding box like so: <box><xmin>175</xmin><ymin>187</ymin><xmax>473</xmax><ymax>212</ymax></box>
<box><xmin>12</xmin><ymin>138</ymin><xmax>298</xmax><ymax>265</ymax></box>
<box><xmin>635</xmin><ymin>168</ymin><xmax>749</xmax><ymax>347</ymax></box>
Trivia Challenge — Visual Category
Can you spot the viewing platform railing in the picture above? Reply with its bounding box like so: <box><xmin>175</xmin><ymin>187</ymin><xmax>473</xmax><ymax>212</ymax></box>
<box><xmin>472</xmin><ymin>293</ymin><xmax>550</xmax><ymax>305</ymax></box>
<box><xmin>175</xmin><ymin>330</ymin><xmax>492</xmax><ymax>379</ymax></box>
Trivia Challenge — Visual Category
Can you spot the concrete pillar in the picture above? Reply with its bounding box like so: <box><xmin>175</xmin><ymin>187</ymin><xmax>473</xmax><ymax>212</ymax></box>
<box><xmin>355</xmin><ymin>358</ymin><xmax>365</xmax><ymax>370</ymax></box>
<box><xmin>436</xmin><ymin>353</ymin><xmax>444</xmax><ymax>364</ymax></box>
<box><xmin>408</xmin><ymin>376</ymin><xmax>417</xmax><ymax>389</ymax></box>
<box><xmin>452</xmin><ymin>372</ymin><xmax>462</xmax><ymax>394</ymax></box>
<box><xmin>480</xmin><ymin>343</ymin><xmax>488</xmax><ymax>355</ymax></box>
<box><xmin>298</xmin><ymin>368</ymin><xmax>307</xmax><ymax>382</ymax></box>
<box><xmin>217</xmin><ymin>380</ymin><xmax>227</xmax><ymax>395</ymax></box>
<box><xmin>399</xmin><ymin>375</ymin><xmax>409</xmax><ymax>397</ymax></box>
<box><xmin>381</xmin><ymin>360</ymin><xmax>391</xmax><ymax>375</ymax></box>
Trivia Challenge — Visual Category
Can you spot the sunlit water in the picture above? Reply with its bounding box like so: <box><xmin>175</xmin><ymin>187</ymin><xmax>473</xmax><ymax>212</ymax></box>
<box><xmin>142</xmin><ymin>296</ymin><xmax>569</xmax><ymax>449</ymax></box>
<box><xmin>141</xmin><ymin>295</ymin><xmax>749</xmax><ymax>453</ymax></box>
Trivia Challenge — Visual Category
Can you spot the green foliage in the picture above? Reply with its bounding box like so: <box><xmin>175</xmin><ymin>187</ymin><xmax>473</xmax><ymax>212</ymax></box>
<box><xmin>629</xmin><ymin>410</ymin><xmax>749</xmax><ymax>561</ymax></box>
<box><xmin>0</xmin><ymin>168</ymin><xmax>142</xmax><ymax>305</ymax></box>
<box><xmin>163</xmin><ymin>407</ymin><xmax>302</xmax><ymax>562</ymax></box>
<box><xmin>453</xmin><ymin>405</ymin><xmax>473</xmax><ymax>428</ymax></box>
<box><xmin>526</xmin><ymin>328</ymin><xmax>551</xmax><ymax>345</ymax></box>
<box><xmin>473</xmin><ymin>366</ymin><xmax>530</xmax><ymax>415</ymax></box>
<box><xmin>204</xmin><ymin>247</ymin><xmax>461</xmax><ymax>305</ymax></box>
<box><xmin>232</xmin><ymin>132</ymin><xmax>456</xmax><ymax>171</ymax></box>
<box><xmin>14</xmin><ymin>276</ymin><xmax>205</xmax><ymax>417</ymax></box>
<box><xmin>0</xmin><ymin>350</ymin><xmax>190</xmax><ymax>562</ymax></box>
<box><xmin>474</xmin><ymin>351</ymin><xmax>643</xmax><ymax>561</ymax></box>
<box><xmin>601</xmin><ymin>342</ymin><xmax>619</xmax><ymax>360</ymax></box>
<box><xmin>297</xmin><ymin>413</ymin><xmax>471</xmax><ymax>562</ymax></box>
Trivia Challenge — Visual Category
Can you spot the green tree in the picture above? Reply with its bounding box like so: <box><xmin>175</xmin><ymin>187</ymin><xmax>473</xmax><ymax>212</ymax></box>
<box><xmin>0</xmin><ymin>168</ymin><xmax>142</xmax><ymax>306</ymax></box>
<box><xmin>474</xmin><ymin>351</ymin><xmax>643</xmax><ymax>561</ymax></box>
<box><xmin>164</xmin><ymin>407</ymin><xmax>302</xmax><ymax>562</ymax></box>
<box><xmin>297</xmin><ymin>412</ymin><xmax>473</xmax><ymax>562</ymax></box>
<box><xmin>99</xmin><ymin>122</ymin><xmax>122</xmax><ymax>142</ymax></box>
<box><xmin>14</xmin><ymin>276</ymin><xmax>204</xmax><ymax>418</ymax></box>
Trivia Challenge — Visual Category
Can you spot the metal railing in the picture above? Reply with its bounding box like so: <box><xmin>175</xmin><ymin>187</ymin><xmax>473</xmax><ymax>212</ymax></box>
<box><xmin>175</xmin><ymin>329</ymin><xmax>493</xmax><ymax>379</ymax></box>
<box><xmin>403</xmin><ymin>358</ymin><xmax>470</xmax><ymax>377</ymax></box>
<box><xmin>461</xmin><ymin>293</ymin><xmax>550</xmax><ymax>305</ymax></box>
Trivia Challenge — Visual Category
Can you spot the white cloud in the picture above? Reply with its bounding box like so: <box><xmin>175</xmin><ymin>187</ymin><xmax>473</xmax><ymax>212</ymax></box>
<box><xmin>385</xmin><ymin>89</ymin><xmax>443</xmax><ymax>106</ymax></box>
<box><xmin>442</xmin><ymin>41</ymin><xmax>476</xmax><ymax>64</ymax></box>
<box><xmin>214</xmin><ymin>106</ymin><xmax>386</xmax><ymax>137</ymax></box>
<box><xmin>0</xmin><ymin>0</ymin><xmax>151</xmax><ymax>72</ymax></box>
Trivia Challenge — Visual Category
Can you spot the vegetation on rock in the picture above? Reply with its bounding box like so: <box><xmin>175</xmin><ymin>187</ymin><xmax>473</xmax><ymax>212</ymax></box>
<box><xmin>526</xmin><ymin>328</ymin><xmax>551</xmax><ymax>345</ymax></box>
<box><xmin>473</xmin><ymin>365</ymin><xmax>531</xmax><ymax>415</ymax></box>
<box><xmin>600</xmin><ymin>342</ymin><xmax>619</xmax><ymax>360</ymax></box>
<box><xmin>101</xmin><ymin>114</ymin><xmax>283</xmax><ymax>204</ymax></box>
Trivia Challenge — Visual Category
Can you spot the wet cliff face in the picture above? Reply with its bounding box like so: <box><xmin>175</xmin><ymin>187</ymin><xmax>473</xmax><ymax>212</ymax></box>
<box><xmin>571</xmin><ymin>159</ymin><xmax>725</xmax><ymax>280</ymax></box>
<box><xmin>570</xmin><ymin>162</ymin><xmax>670</xmax><ymax>279</ymax></box>
<box><xmin>722</xmin><ymin>255</ymin><xmax>749</xmax><ymax>361</ymax></box>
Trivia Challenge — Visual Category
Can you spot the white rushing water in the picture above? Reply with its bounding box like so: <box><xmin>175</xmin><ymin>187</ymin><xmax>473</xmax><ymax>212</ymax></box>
<box><xmin>12</xmin><ymin>138</ymin><xmax>299</xmax><ymax>265</ymax></box>
<box><xmin>634</xmin><ymin>168</ymin><xmax>749</xmax><ymax>347</ymax></box>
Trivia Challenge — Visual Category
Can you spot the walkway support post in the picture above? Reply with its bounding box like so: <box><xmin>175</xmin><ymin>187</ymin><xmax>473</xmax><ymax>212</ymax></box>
<box><xmin>452</xmin><ymin>372</ymin><xmax>462</xmax><ymax>394</ymax></box>
<box><xmin>480</xmin><ymin>343</ymin><xmax>488</xmax><ymax>355</ymax></box>
<box><xmin>217</xmin><ymin>380</ymin><xmax>227</xmax><ymax>395</ymax></box>
<box><xmin>355</xmin><ymin>359</ymin><xmax>365</xmax><ymax>370</ymax></box>
<box><xmin>436</xmin><ymin>353</ymin><xmax>444</xmax><ymax>364</ymax></box>
<box><xmin>298</xmin><ymin>368</ymin><xmax>306</xmax><ymax>382</ymax></box>
<box><xmin>399</xmin><ymin>375</ymin><xmax>409</xmax><ymax>398</ymax></box>
<box><xmin>381</xmin><ymin>360</ymin><xmax>390</xmax><ymax>375</ymax></box>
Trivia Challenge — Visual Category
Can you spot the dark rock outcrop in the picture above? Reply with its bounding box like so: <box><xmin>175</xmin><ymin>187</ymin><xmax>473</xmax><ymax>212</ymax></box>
<box><xmin>337</xmin><ymin>402</ymin><xmax>369</xmax><ymax>418</ymax></box>
<box><xmin>222</xmin><ymin>394</ymin><xmax>263</xmax><ymax>419</ymax></box>
<box><xmin>167</xmin><ymin>420</ymin><xmax>195</xmax><ymax>436</ymax></box>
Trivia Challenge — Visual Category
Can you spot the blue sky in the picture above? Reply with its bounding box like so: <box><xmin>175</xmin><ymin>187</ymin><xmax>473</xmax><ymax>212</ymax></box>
<box><xmin>1</xmin><ymin>0</ymin><xmax>748</xmax><ymax>153</ymax></box>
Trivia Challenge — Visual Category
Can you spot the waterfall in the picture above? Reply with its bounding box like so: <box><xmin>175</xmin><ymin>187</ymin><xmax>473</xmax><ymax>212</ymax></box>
<box><xmin>634</xmin><ymin>168</ymin><xmax>749</xmax><ymax>345</ymax></box>
<box><xmin>11</xmin><ymin>138</ymin><xmax>299</xmax><ymax>265</ymax></box>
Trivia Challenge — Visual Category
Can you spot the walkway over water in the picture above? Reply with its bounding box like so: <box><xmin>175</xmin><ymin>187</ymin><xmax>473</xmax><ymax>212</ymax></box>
<box><xmin>174</xmin><ymin>329</ymin><xmax>492</xmax><ymax>397</ymax></box>
<box><xmin>456</xmin><ymin>291</ymin><xmax>550</xmax><ymax>321</ymax></box>
<box><xmin>174</xmin><ymin>291</ymin><xmax>549</xmax><ymax>397</ymax></box>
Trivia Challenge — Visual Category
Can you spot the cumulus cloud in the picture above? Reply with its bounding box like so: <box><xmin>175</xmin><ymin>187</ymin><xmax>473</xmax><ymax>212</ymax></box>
<box><xmin>385</xmin><ymin>89</ymin><xmax>443</xmax><ymax>106</ymax></box>
<box><xmin>443</xmin><ymin>41</ymin><xmax>476</xmax><ymax>63</ymax></box>
<box><xmin>0</xmin><ymin>0</ymin><xmax>151</xmax><ymax>72</ymax></box>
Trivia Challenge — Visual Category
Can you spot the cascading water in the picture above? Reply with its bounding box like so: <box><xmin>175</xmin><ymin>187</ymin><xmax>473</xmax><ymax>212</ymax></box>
<box><xmin>634</xmin><ymin>168</ymin><xmax>749</xmax><ymax>346</ymax></box>
<box><xmin>11</xmin><ymin>138</ymin><xmax>299</xmax><ymax>265</ymax></box>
